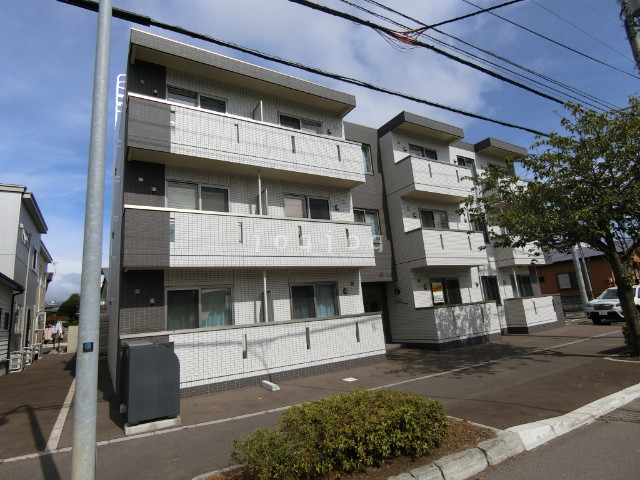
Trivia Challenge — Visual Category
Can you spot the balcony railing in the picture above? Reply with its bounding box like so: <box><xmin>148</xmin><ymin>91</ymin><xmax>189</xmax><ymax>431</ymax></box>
<box><xmin>427</xmin><ymin>301</ymin><xmax>501</xmax><ymax>342</ymax></box>
<box><xmin>398</xmin><ymin>155</ymin><xmax>474</xmax><ymax>201</ymax></box>
<box><xmin>403</xmin><ymin>228</ymin><xmax>487</xmax><ymax>266</ymax></box>
<box><xmin>122</xmin><ymin>206</ymin><xmax>376</xmax><ymax>268</ymax></box>
<box><xmin>491</xmin><ymin>244</ymin><xmax>544</xmax><ymax>267</ymax></box>
<box><xmin>128</xmin><ymin>94</ymin><xmax>366</xmax><ymax>186</ymax></box>
<box><xmin>504</xmin><ymin>295</ymin><xmax>557</xmax><ymax>331</ymax></box>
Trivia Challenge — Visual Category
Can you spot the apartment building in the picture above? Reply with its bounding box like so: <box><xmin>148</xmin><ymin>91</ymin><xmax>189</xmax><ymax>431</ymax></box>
<box><xmin>376</xmin><ymin>113</ymin><xmax>563</xmax><ymax>348</ymax></box>
<box><xmin>0</xmin><ymin>183</ymin><xmax>53</xmax><ymax>373</ymax></box>
<box><xmin>107</xmin><ymin>31</ymin><xmax>386</xmax><ymax>397</ymax></box>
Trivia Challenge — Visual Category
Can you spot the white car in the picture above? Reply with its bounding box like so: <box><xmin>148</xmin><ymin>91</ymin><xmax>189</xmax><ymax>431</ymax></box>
<box><xmin>584</xmin><ymin>285</ymin><xmax>640</xmax><ymax>324</ymax></box>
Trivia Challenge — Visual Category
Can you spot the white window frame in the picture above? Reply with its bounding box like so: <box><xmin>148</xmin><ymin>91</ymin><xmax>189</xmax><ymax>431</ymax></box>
<box><xmin>166</xmin><ymin>181</ymin><xmax>229</xmax><ymax>212</ymax></box>
<box><xmin>279</xmin><ymin>113</ymin><xmax>323</xmax><ymax>134</ymax></box>
<box><xmin>420</xmin><ymin>209</ymin><xmax>450</xmax><ymax>230</ymax></box>
<box><xmin>408</xmin><ymin>144</ymin><xmax>437</xmax><ymax>160</ymax></box>
<box><xmin>284</xmin><ymin>194</ymin><xmax>330</xmax><ymax>220</ymax></box>
<box><xmin>290</xmin><ymin>282</ymin><xmax>340</xmax><ymax>320</ymax></box>
<box><xmin>165</xmin><ymin>286</ymin><xmax>233</xmax><ymax>330</ymax></box>
<box><xmin>354</xmin><ymin>208</ymin><xmax>382</xmax><ymax>243</ymax></box>
<box><xmin>166</xmin><ymin>86</ymin><xmax>227</xmax><ymax>113</ymax></box>
<box><xmin>361</xmin><ymin>144</ymin><xmax>373</xmax><ymax>174</ymax></box>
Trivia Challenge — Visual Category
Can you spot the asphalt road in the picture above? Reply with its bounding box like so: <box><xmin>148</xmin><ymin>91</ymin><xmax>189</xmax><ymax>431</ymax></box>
<box><xmin>1</xmin><ymin>317</ymin><xmax>639</xmax><ymax>479</ymax></box>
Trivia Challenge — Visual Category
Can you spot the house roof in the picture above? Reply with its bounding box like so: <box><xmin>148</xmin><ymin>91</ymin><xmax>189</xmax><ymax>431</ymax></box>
<box><xmin>474</xmin><ymin>137</ymin><xmax>527</xmax><ymax>159</ymax></box>
<box><xmin>378</xmin><ymin>111</ymin><xmax>465</xmax><ymax>144</ymax></box>
<box><xmin>0</xmin><ymin>271</ymin><xmax>23</xmax><ymax>292</ymax></box>
<box><xmin>0</xmin><ymin>183</ymin><xmax>48</xmax><ymax>233</ymax></box>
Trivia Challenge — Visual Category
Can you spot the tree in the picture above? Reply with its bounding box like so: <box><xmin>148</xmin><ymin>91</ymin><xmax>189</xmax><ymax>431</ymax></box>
<box><xmin>57</xmin><ymin>293</ymin><xmax>80</xmax><ymax>323</ymax></box>
<box><xmin>461</xmin><ymin>96</ymin><xmax>640</xmax><ymax>356</ymax></box>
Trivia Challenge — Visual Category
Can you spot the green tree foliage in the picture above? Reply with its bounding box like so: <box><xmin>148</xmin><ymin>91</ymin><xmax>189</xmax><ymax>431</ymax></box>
<box><xmin>57</xmin><ymin>293</ymin><xmax>80</xmax><ymax>323</ymax></box>
<box><xmin>232</xmin><ymin>389</ymin><xmax>448</xmax><ymax>479</ymax></box>
<box><xmin>461</xmin><ymin>97</ymin><xmax>640</xmax><ymax>355</ymax></box>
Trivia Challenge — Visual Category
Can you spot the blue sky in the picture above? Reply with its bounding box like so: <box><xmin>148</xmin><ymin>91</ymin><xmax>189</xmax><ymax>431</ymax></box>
<box><xmin>1</xmin><ymin>0</ymin><xmax>638</xmax><ymax>303</ymax></box>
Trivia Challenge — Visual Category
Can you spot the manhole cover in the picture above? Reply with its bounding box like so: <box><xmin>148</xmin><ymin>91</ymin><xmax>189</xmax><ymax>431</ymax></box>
<box><xmin>602</xmin><ymin>408</ymin><xmax>640</xmax><ymax>423</ymax></box>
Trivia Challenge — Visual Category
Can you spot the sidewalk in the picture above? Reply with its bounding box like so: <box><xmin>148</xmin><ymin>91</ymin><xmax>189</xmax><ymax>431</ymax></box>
<box><xmin>1</xmin><ymin>321</ymin><xmax>639</xmax><ymax>479</ymax></box>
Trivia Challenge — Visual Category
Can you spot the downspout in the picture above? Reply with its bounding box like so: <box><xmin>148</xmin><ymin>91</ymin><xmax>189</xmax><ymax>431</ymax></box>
<box><xmin>257</xmin><ymin>169</ymin><xmax>269</xmax><ymax>322</ymax></box>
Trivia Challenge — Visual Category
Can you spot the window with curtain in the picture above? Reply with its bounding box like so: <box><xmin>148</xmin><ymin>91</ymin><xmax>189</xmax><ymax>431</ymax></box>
<box><xmin>354</xmin><ymin>209</ymin><xmax>381</xmax><ymax>242</ymax></box>
<box><xmin>291</xmin><ymin>284</ymin><xmax>338</xmax><ymax>319</ymax></box>
<box><xmin>167</xmin><ymin>289</ymin><xmax>199</xmax><ymax>330</ymax></box>
<box><xmin>167</xmin><ymin>182</ymin><xmax>198</xmax><ymax>210</ymax></box>
<box><xmin>201</xmin><ymin>187</ymin><xmax>228</xmax><ymax>212</ymax></box>
<box><xmin>285</xmin><ymin>195</ymin><xmax>307</xmax><ymax>218</ymax></box>
<box><xmin>420</xmin><ymin>209</ymin><xmax>449</xmax><ymax>229</ymax></box>
<box><xmin>201</xmin><ymin>288</ymin><xmax>232</xmax><ymax>327</ymax></box>
<box><xmin>431</xmin><ymin>278</ymin><xmax>462</xmax><ymax>305</ymax></box>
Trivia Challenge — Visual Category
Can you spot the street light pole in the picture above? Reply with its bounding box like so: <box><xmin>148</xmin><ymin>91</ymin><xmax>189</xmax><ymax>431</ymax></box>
<box><xmin>619</xmin><ymin>0</ymin><xmax>640</xmax><ymax>72</ymax></box>
<box><xmin>71</xmin><ymin>0</ymin><xmax>111</xmax><ymax>479</ymax></box>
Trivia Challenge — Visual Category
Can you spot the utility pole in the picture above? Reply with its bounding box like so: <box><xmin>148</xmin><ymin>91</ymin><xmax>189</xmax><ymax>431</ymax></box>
<box><xmin>71</xmin><ymin>0</ymin><xmax>111</xmax><ymax>478</ymax></box>
<box><xmin>571</xmin><ymin>246</ymin><xmax>589</xmax><ymax>309</ymax></box>
<box><xmin>619</xmin><ymin>0</ymin><xmax>640</xmax><ymax>72</ymax></box>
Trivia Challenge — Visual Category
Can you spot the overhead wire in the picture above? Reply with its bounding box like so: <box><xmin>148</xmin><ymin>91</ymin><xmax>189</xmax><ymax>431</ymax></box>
<box><xmin>458</xmin><ymin>0</ymin><xmax>639</xmax><ymax>78</ymax></box>
<box><xmin>287</xmin><ymin>0</ymin><xmax>571</xmax><ymax>105</ymax></box>
<box><xmin>529</xmin><ymin>0</ymin><xmax>632</xmax><ymax>61</ymax></box>
<box><xmin>56</xmin><ymin>0</ymin><xmax>549</xmax><ymax>136</ymax></box>
<box><xmin>346</xmin><ymin>0</ymin><xmax>618</xmax><ymax>110</ymax></box>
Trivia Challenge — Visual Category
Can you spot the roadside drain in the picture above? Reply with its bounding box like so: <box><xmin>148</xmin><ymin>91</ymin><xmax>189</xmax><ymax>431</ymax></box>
<box><xmin>602</xmin><ymin>408</ymin><xmax>640</xmax><ymax>423</ymax></box>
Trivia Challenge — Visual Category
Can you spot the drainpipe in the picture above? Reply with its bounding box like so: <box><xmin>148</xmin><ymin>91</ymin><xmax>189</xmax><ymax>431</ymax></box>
<box><xmin>257</xmin><ymin>169</ymin><xmax>262</xmax><ymax>215</ymax></box>
<box><xmin>257</xmin><ymin>170</ymin><xmax>269</xmax><ymax>322</ymax></box>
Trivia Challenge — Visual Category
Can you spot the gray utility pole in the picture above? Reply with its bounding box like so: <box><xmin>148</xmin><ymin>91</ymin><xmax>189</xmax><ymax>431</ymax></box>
<box><xmin>571</xmin><ymin>246</ymin><xmax>589</xmax><ymax>309</ymax></box>
<box><xmin>71</xmin><ymin>0</ymin><xmax>111</xmax><ymax>479</ymax></box>
<box><xmin>620</xmin><ymin>0</ymin><xmax>640</xmax><ymax>72</ymax></box>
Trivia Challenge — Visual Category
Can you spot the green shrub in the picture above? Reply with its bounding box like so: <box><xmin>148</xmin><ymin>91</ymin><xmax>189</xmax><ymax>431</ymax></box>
<box><xmin>232</xmin><ymin>389</ymin><xmax>448</xmax><ymax>479</ymax></box>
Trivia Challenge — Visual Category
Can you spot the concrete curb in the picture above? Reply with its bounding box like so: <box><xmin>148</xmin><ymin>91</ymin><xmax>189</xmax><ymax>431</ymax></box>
<box><xmin>193</xmin><ymin>382</ymin><xmax>640</xmax><ymax>480</ymax></box>
<box><xmin>388</xmin><ymin>381</ymin><xmax>640</xmax><ymax>480</ymax></box>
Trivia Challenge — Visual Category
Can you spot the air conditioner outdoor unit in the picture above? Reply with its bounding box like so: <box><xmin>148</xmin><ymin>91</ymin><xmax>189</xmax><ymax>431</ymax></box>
<box><xmin>121</xmin><ymin>340</ymin><xmax>180</xmax><ymax>426</ymax></box>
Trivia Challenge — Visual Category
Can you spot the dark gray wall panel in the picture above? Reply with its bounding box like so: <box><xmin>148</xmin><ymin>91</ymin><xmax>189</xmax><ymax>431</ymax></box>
<box><xmin>119</xmin><ymin>270</ymin><xmax>165</xmax><ymax>334</ymax></box>
<box><xmin>128</xmin><ymin>60</ymin><xmax>166</xmax><ymax>99</ymax></box>
<box><xmin>122</xmin><ymin>208</ymin><xmax>170</xmax><ymax>268</ymax></box>
<box><xmin>123</xmin><ymin>161</ymin><xmax>166</xmax><ymax>207</ymax></box>
<box><xmin>127</xmin><ymin>96</ymin><xmax>171</xmax><ymax>153</ymax></box>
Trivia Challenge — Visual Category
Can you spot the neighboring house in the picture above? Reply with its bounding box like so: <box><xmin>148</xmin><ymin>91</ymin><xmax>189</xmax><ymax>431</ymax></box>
<box><xmin>537</xmin><ymin>246</ymin><xmax>640</xmax><ymax>311</ymax></box>
<box><xmin>107</xmin><ymin>30</ymin><xmax>386</xmax><ymax>397</ymax></box>
<box><xmin>0</xmin><ymin>183</ymin><xmax>53</xmax><ymax>373</ymax></box>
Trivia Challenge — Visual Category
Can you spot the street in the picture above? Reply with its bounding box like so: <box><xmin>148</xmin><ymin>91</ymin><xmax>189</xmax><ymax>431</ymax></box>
<box><xmin>1</xmin><ymin>316</ymin><xmax>639</xmax><ymax>479</ymax></box>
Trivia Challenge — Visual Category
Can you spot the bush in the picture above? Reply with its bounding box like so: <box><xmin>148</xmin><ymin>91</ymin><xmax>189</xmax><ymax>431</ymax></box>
<box><xmin>232</xmin><ymin>389</ymin><xmax>448</xmax><ymax>479</ymax></box>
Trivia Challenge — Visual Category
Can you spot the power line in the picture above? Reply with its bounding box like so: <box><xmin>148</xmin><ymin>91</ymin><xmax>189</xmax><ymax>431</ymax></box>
<box><xmin>530</xmin><ymin>0</ymin><xmax>632</xmax><ymax>62</ymax></box>
<box><xmin>56</xmin><ymin>0</ymin><xmax>549</xmax><ymax>136</ymax></box>
<box><xmin>287</xmin><ymin>0</ymin><xmax>569</xmax><ymax>104</ymax></box>
<box><xmin>339</xmin><ymin>0</ymin><xmax>618</xmax><ymax>110</ymax></box>
<box><xmin>407</xmin><ymin>0</ymin><xmax>524</xmax><ymax>32</ymax></box>
<box><xmin>459</xmin><ymin>0</ymin><xmax>639</xmax><ymax>78</ymax></box>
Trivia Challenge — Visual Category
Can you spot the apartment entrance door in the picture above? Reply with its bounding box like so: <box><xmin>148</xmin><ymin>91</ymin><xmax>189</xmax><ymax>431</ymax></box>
<box><xmin>362</xmin><ymin>283</ymin><xmax>391</xmax><ymax>343</ymax></box>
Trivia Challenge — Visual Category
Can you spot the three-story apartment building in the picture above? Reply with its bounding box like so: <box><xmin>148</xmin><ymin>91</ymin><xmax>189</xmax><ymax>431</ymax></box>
<box><xmin>107</xmin><ymin>31</ymin><xmax>386</xmax><ymax>396</ymax></box>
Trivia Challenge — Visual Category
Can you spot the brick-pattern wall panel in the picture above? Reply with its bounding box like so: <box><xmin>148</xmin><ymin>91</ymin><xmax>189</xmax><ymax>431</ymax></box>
<box><xmin>122</xmin><ymin>209</ymin><xmax>169</xmax><ymax>268</ymax></box>
<box><xmin>128</xmin><ymin>60</ymin><xmax>166</xmax><ymax>99</ymax></box>
<box><xmin>123</xmin><ymin>161</ymin><xmax>166</xmax><ymax>207</ymax></box>
<box><xmin>119</xmin><ymin>270</ymin><xmax>165</xmax><ymax>334</ymax></box>
<box><xmin>167</xmin><ymin>314</ymin><xmax>385</xmax><ymax>390</ymax></box>
<box><xmin>127</xmin><ymin>96</ymin><xmax>171</xmax><ymax>152</ymax></box>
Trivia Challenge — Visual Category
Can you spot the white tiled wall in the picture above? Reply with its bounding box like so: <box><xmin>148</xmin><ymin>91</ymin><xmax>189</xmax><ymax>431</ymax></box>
<box><xmin>503</xmin><ymin>296</ymin><xmax>557</xmax><ymax>329</ymax></box>
<box><xmin>167</xmin><ymin>313</ymin><xmax>385</xmax><ymax>389</ymax></box>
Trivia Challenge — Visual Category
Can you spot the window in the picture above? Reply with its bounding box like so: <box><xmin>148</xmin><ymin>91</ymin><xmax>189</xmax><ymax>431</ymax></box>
<box><xmin>470</xmin><ymin>215</ymin><xmax>490</xmax><ymax>243</ymax></box>
<box><xmin>31</xmin><ymin>248</ymin><xmax>38</xmax><ymax>271</ymax></box>
<box><xmin>456</xmin><ymin>156</ymin><xmax>473</xmax><ymax>168</ymax></box>
<box><xmin>354</xmin><ymin>209</ymin><xmax>381</xmax><ymax>242</ymax></box>
<box><xmin>557</xmin><ymin>272</ymin><xmax>578</xmax><ymax>290</ymax></box>
<box><xmin>167</xmin><ymin>86</ymin><xmax>226</xmax><ymax>112</ymax></box>
<box><xmin>167</xmin><ymin>287</ymin><xmax>232</xmax><ymax>330</ymax></box>
<box><xmin>481</xmin><ymin>276</ymin><xmax>501</xmax><ymax>305</ymax></box>
<box><xmin>166</xmin><ymin>182</ymin><xmax>229</xmax><ymax>212</ymax></box>
<box><xmin>284</xmin><ymin>195</ymin><xmax>330</xmax><ymax>220</ymax></box>
<box><xmin>0</xmin><ymin>308</ymin><xmax>5</xmax><ymax>330</ymax></box>
<box><xmin>291</xmin><ymin>283</ymin><xmax>338</xmax><ymax>319</ymax></box>
<box><xmin>431</xmin><ymin>278</ymin><xmax>462</xmax><ymax>305</ymax></box>
<box><xmin>420</xmin><ymin>210</ymin><xmax>449</xmax><ymax>229</ymax></box>
<box><xmin>21</xmin><ymin>228</ymin><xmax>29</xmax><ymax>246</ymax></box>
<box><xmin>511</xmin><ymin>274</ymin><xmax>534</xmax><ymax>298</ymax></box>
<box><xmin>409</xmin><ymin>144</ymin><xmax>437</xmax><ymax>160</ymax></box>
<box><xmin>279</xmin><ymin>114</ymin><xmax>322</xmax><ymax>134</ymax></box>
<box><xmin>361</xmin><ymin>144</ymin><xmax>373</xmax><ymax>173</ymax></box>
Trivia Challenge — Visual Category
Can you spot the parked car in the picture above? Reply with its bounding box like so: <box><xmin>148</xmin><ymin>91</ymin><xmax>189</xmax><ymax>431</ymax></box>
<box><xmin>584</xmin><ymin>285</ymin><xmax>640</xmax><ymax>324</ymax></box>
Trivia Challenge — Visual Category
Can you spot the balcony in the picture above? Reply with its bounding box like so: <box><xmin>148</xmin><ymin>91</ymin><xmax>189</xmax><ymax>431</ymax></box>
<box><xmin>127</xmin><ymin>94</ymin><xmax>366</xmax><ymax>188</ymax></box>
<box><xmin>431</xmin><ymin>301</ymin><xmax>501</xmax><ymax>343</ymax></box>
<box><xmin>503</xmin><ymin>295</ymin><xmax>558</xmax><ymax>333</ymax></box>
<box><xmin>491</xmin><ymin>244</ymin><xmax>544</xmax><ymax>268</ymax></box>
<box><xmin>402</xmin><ymin>228</ymin><xmax>487</xmax><ymax>267</ymax></box>
<box><xmin>122</xmin><ymin>206</ymin><xmax>375</xmax><ymax>269</ymax></box>
<box><xmin>396</xmin><ymin>154</ymin><xmax>474</xmax><ymax>202</ymax></box>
